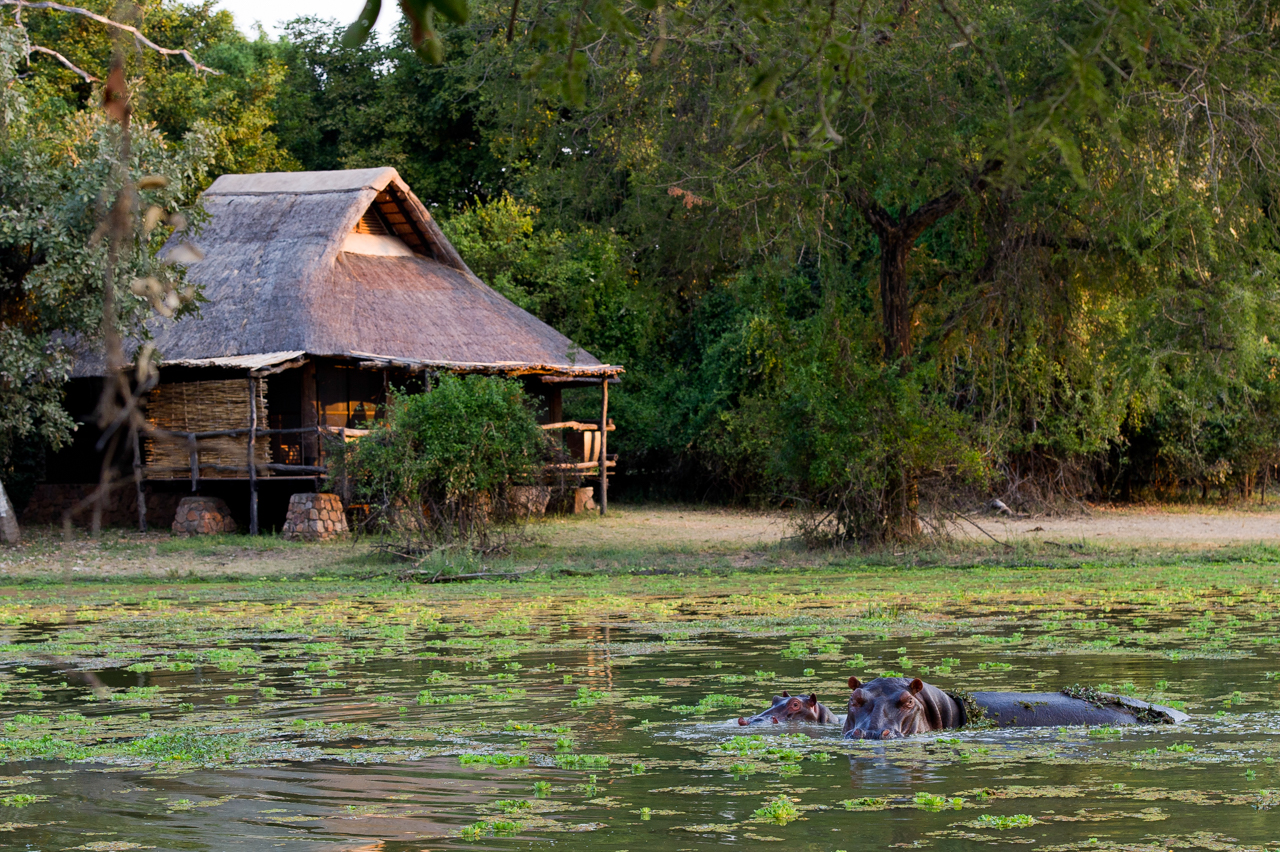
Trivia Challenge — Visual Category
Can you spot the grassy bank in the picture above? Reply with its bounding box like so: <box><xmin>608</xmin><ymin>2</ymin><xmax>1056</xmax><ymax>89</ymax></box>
<box><xmin>2</xmin><ymin>504</ymin><xmax>1280</xmax><ymax>588</ymax></box>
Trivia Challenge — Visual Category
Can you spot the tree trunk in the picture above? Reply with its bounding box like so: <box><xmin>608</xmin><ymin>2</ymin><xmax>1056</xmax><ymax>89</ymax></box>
<box><xmin>0</xmin><ymin>479</ymin><xmax>20</xmax><ymax>544</ymax></box>
<box><xmin>851</xmin><ymin>165</ymin><xmax>1000</xmax><ymax>539</ymax></box>
<box><xmin>880</xmin><ymin>234</ymin><xmax>914</xmax><ymax>368</ymax></box>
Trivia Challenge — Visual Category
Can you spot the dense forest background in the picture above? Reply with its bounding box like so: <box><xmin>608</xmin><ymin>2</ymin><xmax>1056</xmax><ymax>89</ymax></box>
<box><xmin>5</xmin><ymin>0</ymin><xmax>1280</xmax><ymax>539</ymax></box>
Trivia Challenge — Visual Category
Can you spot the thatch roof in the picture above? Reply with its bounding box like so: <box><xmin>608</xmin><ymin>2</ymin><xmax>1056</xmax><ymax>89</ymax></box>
<box><xmin>108</xmin><ymin>168</ymin><xmax>619</xmax><ymax>379</ymax></box>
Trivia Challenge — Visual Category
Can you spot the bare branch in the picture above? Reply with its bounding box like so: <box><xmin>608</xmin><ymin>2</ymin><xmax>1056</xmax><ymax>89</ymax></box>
<box><xmin>2</xmin><ymin>0</ymin><xmax>222</xmax><ymax>75</ymax></box>
<box><xmin>28</xmin><ymin>43</ymin><xmax>96</xmax><ymax>81</ymax></box>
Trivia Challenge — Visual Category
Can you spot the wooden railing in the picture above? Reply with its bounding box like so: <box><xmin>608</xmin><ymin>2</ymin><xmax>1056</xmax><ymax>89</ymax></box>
<box><xmin>138</xmin><ymin>415</ymin><xmax>618</xmax><ymax>534</ymax></box>
<box><xmin>541</xmin><ymin>420</ymin><xmax>617</xmax><ymax>471</ymax></box>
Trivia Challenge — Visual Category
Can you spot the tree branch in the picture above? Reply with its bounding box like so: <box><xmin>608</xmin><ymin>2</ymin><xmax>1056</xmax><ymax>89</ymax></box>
<box><xmin>505</xmin><ymin>0</ymin><xmax>520</xmax><ymax>43</ymax></box>
<box><xmin>901</xmin><ymin>159</ymin><xmax>1002</xmax><ymax>240</ymax></box>
<box><xmin>2</xmin><ymin>0</ymin><xmax>222</xmax><ymax>75</ymax></box>
<box><xmin>849</xmin><ymin>187</ymin><xmax>897</xmax><ymax>238</ymax></box>
<box><xmin>28</xmin><ymin>43</ymin><xmax>96</xmax><ymax>81</ymax></box>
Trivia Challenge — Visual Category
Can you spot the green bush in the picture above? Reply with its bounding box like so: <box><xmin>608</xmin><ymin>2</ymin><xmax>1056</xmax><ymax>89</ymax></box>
<box><xmin>330</xmin><ymin>375</ymin><xmax>548</xmax><ymax>547</ymax></box>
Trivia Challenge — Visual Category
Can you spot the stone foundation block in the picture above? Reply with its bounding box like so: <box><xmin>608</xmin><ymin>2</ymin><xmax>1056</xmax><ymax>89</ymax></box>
<box><xmin>171</xmin><ymin>496</ymin><xmax>237</xmax><ymax>536</ymax></box>
<box><xmin>282</xmin><ymin>493</ymin><xmax>348</xmax><ymax>541</ymax></box>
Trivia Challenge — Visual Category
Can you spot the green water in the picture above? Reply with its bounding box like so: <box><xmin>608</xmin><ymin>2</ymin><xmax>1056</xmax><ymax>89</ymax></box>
<box><xmin>0</xmin><ymin>584</ymin><xmax>1276</xmax><ymax>851</ymax></box>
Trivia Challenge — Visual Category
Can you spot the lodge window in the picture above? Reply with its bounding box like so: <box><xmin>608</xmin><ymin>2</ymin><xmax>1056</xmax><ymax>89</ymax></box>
<box><xmin>317</xmin><ymin>365</ymin><xmax>384</xmax><ymax>429</ymax></box>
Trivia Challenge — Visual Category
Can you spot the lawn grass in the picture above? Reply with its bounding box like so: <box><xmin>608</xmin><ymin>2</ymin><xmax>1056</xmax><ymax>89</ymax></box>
<box><xmin>2</xmin><ymin>502</ymin><xmax>1280</xmax><ymax>586</ymax></box>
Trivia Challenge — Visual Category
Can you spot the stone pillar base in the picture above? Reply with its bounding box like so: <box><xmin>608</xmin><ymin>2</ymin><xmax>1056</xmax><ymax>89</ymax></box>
<box><xmin>172</xmin><ymin>497</ymin><xmax>237</xmax><ymax>535</ymax></box>
<box><xmin>282</xmin><ymin>493</ymin><xmax>349</xmax><ymax>541</ymax></box>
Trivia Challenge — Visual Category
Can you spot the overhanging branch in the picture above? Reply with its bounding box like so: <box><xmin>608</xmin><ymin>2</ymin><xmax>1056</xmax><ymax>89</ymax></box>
<box><xmin>28</xmin><ymin>43</ymin><xmax>96</xmax><ymax>81</ymax></box>
<box><xmin>3</xmin><ymin>0</ymin><xmax>222</xmax><ymax>75</ymax></box>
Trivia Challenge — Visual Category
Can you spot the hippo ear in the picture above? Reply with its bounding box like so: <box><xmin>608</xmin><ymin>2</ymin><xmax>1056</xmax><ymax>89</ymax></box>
<box><xmin>909</xmin><ymin>678</ymin><xmax>924</xmax><ymax>695</ymax></box>
<box><xmin>781</xmin><ymin>691</ymin><xmax>789</xmax><ymax>698</ymax></box>
<box><xmin>848</xmin><ymin>676</ymin><xmax>862</xmax><ymax>689</ymax></box>
<box><xmin>807</xmin><ymin>693</ymin><xmax>818</xmax><ymax>706</ymax></box>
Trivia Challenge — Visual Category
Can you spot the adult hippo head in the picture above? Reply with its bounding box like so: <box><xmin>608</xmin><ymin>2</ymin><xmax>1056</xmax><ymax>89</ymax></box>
<box><xmin>842</xmin><ymin>676</ymin><xmax>1189</xmax><ymax>739</ymax></box>
<box><xmin>842</xmin><ymin>676</ymin><xmax>964</xmax><ymax>740</ymax></box>
<box><xmin>738</xmin><ymin>692</ymin><xmax>837</xmax><ymax>726</ymax></box>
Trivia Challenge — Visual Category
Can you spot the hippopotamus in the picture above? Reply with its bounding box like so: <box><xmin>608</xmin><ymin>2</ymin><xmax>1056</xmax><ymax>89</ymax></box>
<box><xmin>843</xmin><ymin>676</ymin><xmax>1189</xmax><ymax>740</ymax></box>
<box><xmin>738</xmin><ymin>692</ymin><xmax>838</xmax><ymax>726</ymax></box>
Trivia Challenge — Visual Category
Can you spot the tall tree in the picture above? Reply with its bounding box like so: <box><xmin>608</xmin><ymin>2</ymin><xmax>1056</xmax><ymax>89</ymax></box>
<box><xmin>438</xmin><ymin>0</ymin><xmax>1280</xmax><ymax>535</ymax></box>
<box><xmin>0</xmin><ymin>14</ymin><xmax>215</xmax><ymax>471</ymax></box>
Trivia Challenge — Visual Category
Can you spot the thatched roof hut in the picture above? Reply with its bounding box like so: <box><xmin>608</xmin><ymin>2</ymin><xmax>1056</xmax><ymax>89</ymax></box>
<box><xmin>44</xmin><ymin>168</ymin><xmax>620</xmax><ymax>533</ymax></box>
<box><xmin>148</xmin><ymin>167</ymin><xmax>617</xmax><ymax>377</ymax></box>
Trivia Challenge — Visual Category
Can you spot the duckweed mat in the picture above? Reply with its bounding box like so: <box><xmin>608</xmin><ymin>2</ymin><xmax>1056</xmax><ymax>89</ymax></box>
<box><xmin>0</xmin><ymin>563</ymin><xmax>1277</xmax><ymax>850</ymax></box>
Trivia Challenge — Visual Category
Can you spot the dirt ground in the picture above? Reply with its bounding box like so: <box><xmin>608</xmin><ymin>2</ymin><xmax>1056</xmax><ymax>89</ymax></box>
<box><xmin>3</xmin><ymin>503</ymin><xmax>1280</xmax><ymax>582</ymax></box>
<box><xmin>957</xmin><ymin>505</ymin><xmax>1280</xmax><ymax>547</ymax></box>
<box><xmin>533</xmin><ymin>505</ymin><xmax>792</xmax><ymax>550</ymax></box>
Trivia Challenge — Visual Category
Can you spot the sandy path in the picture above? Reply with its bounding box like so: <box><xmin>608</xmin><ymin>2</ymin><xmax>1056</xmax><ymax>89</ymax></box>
<box><xmin>964</xmin><ymin>507</ymin><xmax>1280</xmax><ymax>546</ymax></box>
<box><xmin>532</xmin><ymin>505</ymin><xmax>792</xmax><ymax>551</ymax></box>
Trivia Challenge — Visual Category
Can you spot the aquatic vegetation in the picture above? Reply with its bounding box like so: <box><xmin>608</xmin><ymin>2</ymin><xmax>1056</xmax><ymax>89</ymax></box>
<box><xmin>968</xmin><ymin>813</ymin><xmax>1037</xmax><ymax>829</ymax></box>
<box><xmin>554</xmin><ymin>754</ymin><xmax>609</xmax><ymax>768</ymax></box>
<box><xmin>671</xmin><ymin>693</ymin><xmax>747</xmax><ymax>715</ymax></box>
<box><xmin>569</xmin><ymin>687</ymin><xmax>608</xmax><ymax>707</ymax></box>
<box><xmin>0</xmin><ymin>794</ymin><xmax>45</xmax><ymax>807</ymax></box>
<box><xmin>914</xmin><ymin>792</ymin><xmax>964</xmax><ymax>811</ymax></box>
<box><xmin>0</xmin><ymin>561</ymin><xmax>1274</xmax><ymax>849</ymax></box>
<box><xmin>751</xmin><ymin>795</ymin><xmax>800</xmax><ymax>824</ymax></box>
<box><xmin>460</xmin><ymin>819</ymin><xmax>520</xmax><ymax>838</ymax></box>
<box><xmin>459</xmin><ymin>753</ymin><xmax>530</xmax><ymax>767</ymax></box>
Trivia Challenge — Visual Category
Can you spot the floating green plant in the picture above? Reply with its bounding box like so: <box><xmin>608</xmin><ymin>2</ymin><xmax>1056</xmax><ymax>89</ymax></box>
<box><xmin>752</xmin><ymin>795</ymin><xmax>800</xmax><ymax>825</ymax></box>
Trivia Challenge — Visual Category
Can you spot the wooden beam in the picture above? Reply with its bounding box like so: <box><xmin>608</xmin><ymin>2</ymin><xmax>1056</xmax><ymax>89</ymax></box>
<box><xmin>248</xmin><ymin>375</ymin><xmax>259</xmax><ymax>536</ymax></box>
<box><xmin>188</xmin><ymin>433</ymin><xmax>198</xmax><ymax>492</ymax></box>
<box><xmin>132</xmin><ymin>426</ymin><xmax>147</xmax><ymax>532</ymax></box>
<box><xmin>540</xmin><ymin>420</ymin><xmax>616</xmax><ymax>431</ymax></box>
<box><xmin>599</xmin><ymin>378</ymin><xmax>609</xmax><ymax>516</ymax></box>
<box><xmin>250</xmin><ymin>356</ymin><xmax>307</xmax><ymax>377</ymax></box>
<box><xmin>301</xmin><ymin>360</ymin><xmax>318</xmax><ymax>465</ymax></box>
<box><xmin>547</xmin><ymin>460</ymin><xmax>617</xmax><ymax>471</ymax></box>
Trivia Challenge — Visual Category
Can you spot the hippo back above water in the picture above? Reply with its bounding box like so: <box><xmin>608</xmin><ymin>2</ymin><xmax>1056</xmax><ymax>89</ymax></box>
<box><xmin>842</xmin><ymin>676</ymin><xmax>1188</xmax><ymax>740</ymax></box>
<box><xmin>738</xmin><ymin>692</ymin><xmax>837</xmax><ymax>726</ymax></box>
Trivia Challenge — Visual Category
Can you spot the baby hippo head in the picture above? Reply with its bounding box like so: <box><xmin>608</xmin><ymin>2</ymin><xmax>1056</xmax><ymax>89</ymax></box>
<box><xmin>842</xmin><ymin>676</ymin><xmax>930</xmax><ymax>740</ymax></box>
<box><xmin>737</xmin><ymin>692</ymin><xmax>826</xmax><ymax>726</ymax></box>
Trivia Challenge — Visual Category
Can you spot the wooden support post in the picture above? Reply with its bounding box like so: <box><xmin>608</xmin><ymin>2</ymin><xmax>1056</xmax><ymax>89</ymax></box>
<box><xmin>599</xmin><ymin>378</ymin><xmax>608</xmax><ymax>516</ymax></box>
<box><xmin>188</xmin><ymin>433</ymin><xmax>199</xmax><ymax>492</ymax></box>
<box><xmin>248</xmin><ymin>375</ymin><xmax>259</xmax><ymax>536</ymax></box>
<box><xmin>131</xmin><ymin>425</ymin><xmax>147</xmax><ymax>532</ymax></box>
<box><xmin>301</xmin><ymin>360</ymin><xmax>318</xmax><ymax>465</ymax></box>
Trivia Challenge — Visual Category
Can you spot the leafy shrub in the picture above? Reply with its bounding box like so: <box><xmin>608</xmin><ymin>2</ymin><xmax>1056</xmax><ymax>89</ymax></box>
<box><xmin>330</xmin><ymin>375</ymin><xmax>550</xmax><ymax>548</ymax></box>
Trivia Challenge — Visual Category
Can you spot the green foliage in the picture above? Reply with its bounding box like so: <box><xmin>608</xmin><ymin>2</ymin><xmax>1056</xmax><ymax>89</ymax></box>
<box><xmin>972</xmin><ymin>814</ymin><xmax>1037</xmax><ymax>829</ymax></box>
<box><xmin>441</xmin><ymin>193</ymin><xmax>653</xmax><ymax>363</ymax></box>
<box><xmin>406</xmin><ymin>0</ymin><xmax>1280</xmax><ymax>526</ymax></box>
<box><xmin>20</xmin><ymin>1</ymin><xmax>296</xmax><ymax>181</ymax></box>
<box><xmin>459</xmin><ymin>753</ymin><xmax>530</xmax><ymax>766</ymax></box>
<box><xmin>0</xmin><ymin>20</ymin><xmax>214</xmax><ymax>468</ymax></box>
<box><xmin>331</xmin><ymin>375</ymin><xmax>548</xmax><ymax>546</ymax></box>
<box><xmin>271</xmin><ymin>17</ymin><xmax>506</xmax><ymax>211</ymax></box>
<box><xmin>751</xmin><ymin>794</ymin><xmax>800</xmax><ymax>824</ymax></box>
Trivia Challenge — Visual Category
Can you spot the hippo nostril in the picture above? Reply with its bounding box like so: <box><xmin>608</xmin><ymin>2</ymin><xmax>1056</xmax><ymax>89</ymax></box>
<box><xmin>770</xmin><ymin>716</ymin><xmax>779</xmax><ymax>724</ymax></box>
<box><xmin>852</xmin><ymin>729</ymin><xmax>865</xmax><ymax>739</ymax></box>
<box><xmin>738</xmin><ymin>717</ymin><xmax>747</xmax><ymax>726</ymax></box>
<box><xmin>882</xmin><ymin>730</ymin><xmax>894</xmax><ymax>740</ymax></box>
